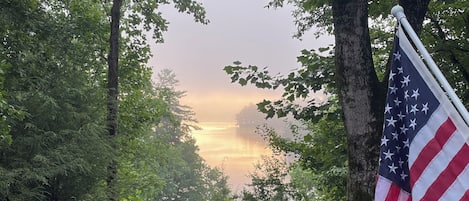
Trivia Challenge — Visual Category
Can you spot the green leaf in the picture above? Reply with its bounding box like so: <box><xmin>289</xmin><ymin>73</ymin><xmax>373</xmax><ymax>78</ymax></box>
<box><xmin>223</xmin><ymin>66</ymin><xmax>233</xmax><ymax>74</ymax></box>
<box><xmin>303</xmin><ymin>134</ymin><xmax>312</xmax><ymax>142</ymax></box>
<box><xmin>276</xmin><ymin>109</ymin><xmax>286</xmax><ymax>118</ymax></box>
<box><xmin>239</xmin><ymin>78</ymin><xmax>247</xmax><ymax>86</ymax></box>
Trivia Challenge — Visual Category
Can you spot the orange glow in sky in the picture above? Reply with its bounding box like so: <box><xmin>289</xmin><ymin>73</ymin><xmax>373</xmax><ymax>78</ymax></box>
<box><xmin>181</xmin><ymin>90</ymin><xmax>281</xmax><ymax>122</ymax></box>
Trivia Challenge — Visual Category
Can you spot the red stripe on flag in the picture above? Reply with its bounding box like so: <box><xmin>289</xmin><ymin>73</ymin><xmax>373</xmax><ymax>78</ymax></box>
<box><xmin>461</xmin><ymin>189</ymin><xmax>469</xmax><ymax>200</ymax></box>
<box><xmin>420</xmin><ymin>144</ymin><xmax>469</xmax><ymax>200</ymax></box>
<box><xmin>410</xmin><ymin>118</ymin><xmax>456</xmax><ymax>187</ymax></box>
<box><xmin>385</xmin><ymin>183</ymin><xmax>401</xmax><ymax>201</ymax></box>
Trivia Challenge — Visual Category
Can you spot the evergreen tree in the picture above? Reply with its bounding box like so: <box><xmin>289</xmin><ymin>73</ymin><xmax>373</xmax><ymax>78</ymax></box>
<box><xmin>0</xmin><ymin>0</ymin><xmax>111</xmax><ymax>199</ymax></box>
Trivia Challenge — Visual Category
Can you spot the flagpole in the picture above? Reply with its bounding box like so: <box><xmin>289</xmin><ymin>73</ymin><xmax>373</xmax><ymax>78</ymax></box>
<box><xmin>391</xmin><ymin>5</ymin><xmax>469</xmax><ymax>126</ymax></box>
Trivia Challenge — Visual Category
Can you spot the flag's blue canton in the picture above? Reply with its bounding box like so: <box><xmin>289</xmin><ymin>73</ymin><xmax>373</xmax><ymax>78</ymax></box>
<box><xmin>378</xmin><ymin>37</ymin><xmax>439</xmax><ymax>193</ymax></box>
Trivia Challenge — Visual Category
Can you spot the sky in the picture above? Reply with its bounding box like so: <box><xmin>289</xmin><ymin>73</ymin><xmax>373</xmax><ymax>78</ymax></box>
<box><xmin>149</xmin><ymin>0</ymin><xmax>333</xmax><ymax>122</ymax></box>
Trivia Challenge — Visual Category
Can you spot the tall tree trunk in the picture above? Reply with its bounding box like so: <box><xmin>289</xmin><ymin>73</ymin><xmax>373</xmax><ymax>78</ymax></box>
<box><xmin>107</xmin><ymin>0</ymin><xmax>122</xmax><ymax>200</ymax></box>
<box><xmin>332</xmin><ymin>1</ymin><xmax>430</xmax><ymax>200</ymax></box>
<box><xmin>332</xmin><ymin>0</ymin><xmax>384</xmax><ymax>200</ymax></box>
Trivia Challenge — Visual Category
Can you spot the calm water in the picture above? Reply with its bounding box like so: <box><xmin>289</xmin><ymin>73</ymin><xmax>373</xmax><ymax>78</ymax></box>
<box><xmin>191</xmin><ymin>121</ymin><xmax>272</xmax><ymax>192</ymax></box>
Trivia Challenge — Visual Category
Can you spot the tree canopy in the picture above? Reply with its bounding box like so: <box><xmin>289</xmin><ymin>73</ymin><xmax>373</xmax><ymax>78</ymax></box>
<box><xmin>0</xmin><ymin>1</ymin><xmax>231</xmax><ymax>200</ymax></box>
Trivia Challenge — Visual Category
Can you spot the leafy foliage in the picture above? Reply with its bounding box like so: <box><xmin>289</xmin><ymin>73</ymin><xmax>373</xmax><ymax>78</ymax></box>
<box><xmin>264</xmin><ymin>112</ymin><xmax>347</xmax><ymax>200</ymax></box>
<box><xmin>0</xmin><ymin>0</ymin><xmax>111</xmax><ymax>200</ymax></box>
<box><xmin>0</xmin><ymin>1</ymin><xmax>231</xmax><ymax>200</ymax></box>
<box><xmin>266</xmin><ymin>0</ymin><xmax>332</xmax><ymax>39</ymax></box>
<box><xmin>124</xmin><ymin>0</ymin><xmax>208</xmax><ymax>44</ymax></box>
<box><xmin>0</xmin><ymin>60</ymin><xmax>22</xmax><ymax>146</ymax></box>
<box><xmin>237</xmin><ymin>155</ymin><xmax>291</xmax><ymax>201</ymax></box>
<box><xmin>224</xmin><ymin>48</ymin><xmax>335</xmax><ymax>121</ymax></box>
<box><xmin>422</xmin><ymin>1</ymin><xmax>469</xmax><ymax>106</ymax></box>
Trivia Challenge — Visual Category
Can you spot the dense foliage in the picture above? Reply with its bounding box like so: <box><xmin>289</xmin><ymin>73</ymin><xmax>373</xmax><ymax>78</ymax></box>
<box><xmin>0</xmin><ymin>0</ymin><xmax>231</xmax><ymax>200</ymax></box>
<box><xmin>235</xmin><ymin>112</ymin><xmax>347</xmax><ymax>200</ymax></box>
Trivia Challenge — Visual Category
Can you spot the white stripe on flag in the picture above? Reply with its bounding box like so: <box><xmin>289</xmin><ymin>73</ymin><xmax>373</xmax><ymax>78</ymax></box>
<box><xmin>375</xmin><ymin>176</ymin><xmax>410</xmax><ymax>201</ymax></box>
<box><xmin>375</xmin><ymin>176</ymin><xmax>391</xmax><ymax>200</ymax></box>
<box><xmin>397</xmin><ymin>190</ymin><xmax>410</xmax><ymax>201</ymax></box>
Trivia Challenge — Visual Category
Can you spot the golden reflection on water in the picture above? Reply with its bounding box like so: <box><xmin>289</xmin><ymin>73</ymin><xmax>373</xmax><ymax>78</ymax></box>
<box><xmin>192</xmin><ymin>121</ymin><xmax>272</xmax><ymax>192</ymax></box>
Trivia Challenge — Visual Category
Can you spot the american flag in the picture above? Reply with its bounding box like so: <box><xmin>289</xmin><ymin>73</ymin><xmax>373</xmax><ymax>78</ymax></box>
<box><xmin>375</xmin><ymin>25</ymin><xmax>469</xmax><ymax>200</ymax></box>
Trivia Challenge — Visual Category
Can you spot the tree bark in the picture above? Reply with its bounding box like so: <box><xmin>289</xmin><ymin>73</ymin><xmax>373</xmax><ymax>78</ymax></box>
<box><xmin>332</xmin><ymin>0</ymin><xmax>384</xmax><ymax>200</ymax></box>
<box><xmin>107</xmin><ymin>0</ymin><xmax>122</xmax><ymax>200</ymax></box>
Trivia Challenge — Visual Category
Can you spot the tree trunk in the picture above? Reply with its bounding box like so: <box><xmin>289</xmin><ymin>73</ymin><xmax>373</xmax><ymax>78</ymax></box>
<box><xmin>332</xmin><ymin>1</ymin><xmax>430</xmax><ymax>200</ymax></box>
<box><xmin>399</xmin><ymin>0</ymin><xmax>430</xmax><ymax>35</ymax></box>
<box><xmin>332</xmin><ymin>1</ymin><xmax>384</xmax><ymax>200</ymax></box>
<box><xmin>107</xmin><ymin>0</ymin><xmax>122</xmax><ymax>200</ymax></box>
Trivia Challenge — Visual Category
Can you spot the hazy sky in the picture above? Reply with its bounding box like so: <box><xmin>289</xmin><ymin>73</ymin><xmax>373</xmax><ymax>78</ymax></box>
<box><xmin>150</xmin><ymin>0</ymin><xmax>333</xmax><ymax>122</ymax></box>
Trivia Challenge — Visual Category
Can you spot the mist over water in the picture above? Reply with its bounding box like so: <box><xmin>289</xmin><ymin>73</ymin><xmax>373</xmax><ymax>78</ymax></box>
<box><xmin>191</xmin><ymin>121</ymin><xmax>271</xmax><ymax>192</ymax></box>
<box><xmin>191</xmin><ymin>103</ymin><xmax>298</xmax><ymax>193</ymax></box>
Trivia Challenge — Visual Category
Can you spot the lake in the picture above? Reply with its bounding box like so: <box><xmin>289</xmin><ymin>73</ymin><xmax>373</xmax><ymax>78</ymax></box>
<box><xmin>191</xmin><ymin>121</ymin><xmax>272</xmax><ymax>192</ymax></box>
